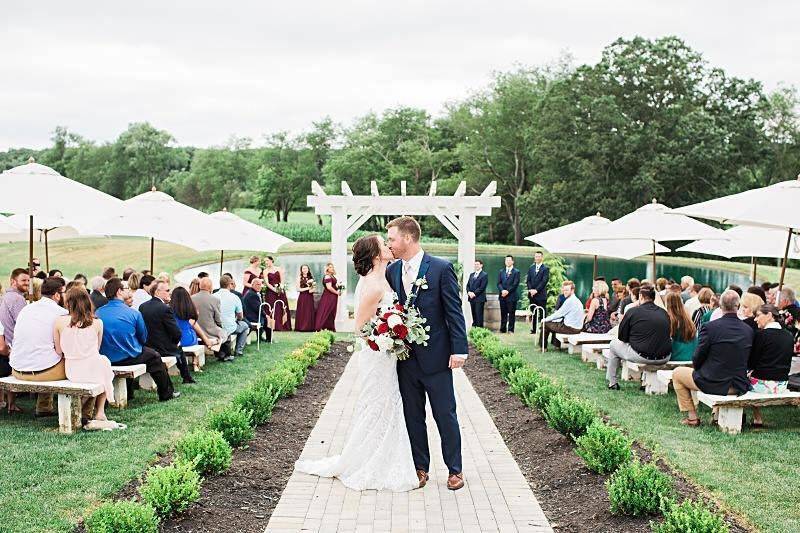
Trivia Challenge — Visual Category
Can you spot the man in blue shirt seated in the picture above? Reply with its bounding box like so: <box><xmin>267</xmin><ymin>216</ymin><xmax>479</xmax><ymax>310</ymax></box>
<box><xmin>539</xmin><ymin>280</ymin><xmax>584</xmax><ymax>350</ymax></box>
<box><xmin>96</xmin><ymin>278</ymin><xmax>179</xmax><ymax>402</ymax></box>
<box><xmin>218</xmin><ymin>275</ymin><xmax>250</xmax><ymax>357</ymax></box>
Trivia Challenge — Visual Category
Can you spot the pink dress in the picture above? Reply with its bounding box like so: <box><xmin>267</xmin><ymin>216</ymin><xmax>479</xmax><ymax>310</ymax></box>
<box><xmin>62</xmin><ymin>323</ymin><xmax>114</xmax><ymax>403</ymax></box>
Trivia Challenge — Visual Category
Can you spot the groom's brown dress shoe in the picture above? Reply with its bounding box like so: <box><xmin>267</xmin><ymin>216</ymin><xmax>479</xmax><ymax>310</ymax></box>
<box><xmin>447</xmin><ymin>473</ymin><xmax>465</xmax><ymax>491</ymax></box>
<box><xmin>416</xmin><ymin>469</ymin><xmax>429</xmax><ymax>488</ymax></box>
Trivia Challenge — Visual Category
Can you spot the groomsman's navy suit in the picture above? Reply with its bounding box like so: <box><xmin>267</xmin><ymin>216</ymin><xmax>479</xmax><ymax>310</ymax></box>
<box><xmin>526</xmin><ymin>262</ymin><xmax>550</xmax><ymax>333</ymax></box>
<box><xmin>497</xmin><ymin>267</ymin><xmax>520</xmax><ymax>333</ymax></box>
<box><xmin>387</xmin><ymin>253</ymin><xmax>468</xmax><ymax>476</ymax></box>
<box><xmin>466</xmin><ymin>270</ymin><xmax>488</xmax><ymax>327</ymax></box>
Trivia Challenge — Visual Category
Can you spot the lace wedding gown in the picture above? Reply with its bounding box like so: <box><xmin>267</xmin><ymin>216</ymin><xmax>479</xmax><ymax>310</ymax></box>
<box><xmin>294</xmin><ymin>287</ymin><xmax>419</xmax><ymax>492</ymax></box>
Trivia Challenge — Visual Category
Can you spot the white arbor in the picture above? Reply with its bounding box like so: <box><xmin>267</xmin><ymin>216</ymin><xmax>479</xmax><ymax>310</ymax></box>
<box><xmin>308</xmin><ymin>180</ymin><xmax>501</xmax><ymax>331</ymax></box>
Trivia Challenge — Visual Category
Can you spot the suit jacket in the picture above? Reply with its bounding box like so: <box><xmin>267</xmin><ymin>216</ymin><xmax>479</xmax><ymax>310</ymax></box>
<box><xmin>692</xmin><ymin>313</ymin><xmax>753</xmax><ymax>395</ymax></box>
<box><xmin>191</xmin><ymin>290</ymin><xmax>226</xmax><ymax>340</ymax></box>
<box><xmin>242</xmin><ymin>290</ymin><xmax>263</xmax><ymax>324</ymax></box>
<box><xmin>139</xmin><ymin>297</ymin><xmax>182</xmax><ymax>357</ymax></box>
<box><xmin>526</xmin><ymin>263</ymin><xmax>550</xmax><ymax>306</ymax></box>
<box><xmin>90</xmin><ymin>290</ymin><xmax>108</xmax><ymax>311</ymax></box>
<box><xmin>497</xmin><ymin>268</ymin><xmax>520</xmax><ymax>302</ymax></box>
<box><xmin>466</xmin><ymin>271</ymin><xmax>488</xmax><ymax>303</ymax></box>
<box><xmin>386</xmin><ymin>253</ymin><xmax>468</xmax><ymax>374</ymax></box>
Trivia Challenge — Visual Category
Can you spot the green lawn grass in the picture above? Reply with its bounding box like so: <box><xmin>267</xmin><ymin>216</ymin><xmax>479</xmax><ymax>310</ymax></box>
<box><xmin>0</xmin><ymin>334</ymin><xmax>314</xmax><ymax>532</ymax></box>
<box><xmin>499</xmin><ymin>330</ymin><xmax>800</xmax><ymax>533</ymax></box>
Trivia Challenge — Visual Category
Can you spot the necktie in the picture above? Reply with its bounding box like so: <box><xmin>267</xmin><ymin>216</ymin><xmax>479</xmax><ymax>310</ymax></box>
<box><xmin>403</xmin><ymin>261</ymin><xmax>415</xmax><ymax>297</ymax></box>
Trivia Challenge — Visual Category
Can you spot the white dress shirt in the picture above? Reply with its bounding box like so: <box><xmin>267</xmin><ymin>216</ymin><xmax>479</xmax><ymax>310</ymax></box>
<box><xmin>543</xmin><ymin>294</ymin><xmax>584</xmax><ymax>330</ymax></box>
<box><xmin>131</xmin><ymin>288</ymin><xmax>152</xmax><ymax>311</ymax></box>
<box><xmin>9</xmin><ymin>297</ymin><xmax>68</xmax><ymax>372</ymax></box>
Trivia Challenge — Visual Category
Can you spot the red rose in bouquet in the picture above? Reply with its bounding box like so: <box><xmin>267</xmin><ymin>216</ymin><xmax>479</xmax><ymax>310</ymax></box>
<box><xmin>376</xmin><ymin>322</ymin><xmax>389</xmax><ymax>334</ymax></box>
<box><xmin>393</xmin><ymin>324</ymin><xmax>409</xmax><ymax>339</ymax></box>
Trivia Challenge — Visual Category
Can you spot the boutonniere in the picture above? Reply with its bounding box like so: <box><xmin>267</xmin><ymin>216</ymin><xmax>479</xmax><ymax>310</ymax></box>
<box><xmin>415</xmin><ymin>276</ymin><xmax>429</xmax><ymax>290</ymax></box>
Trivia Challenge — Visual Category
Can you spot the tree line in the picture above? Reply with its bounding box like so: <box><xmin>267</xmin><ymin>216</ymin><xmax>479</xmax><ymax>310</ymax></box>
<box><xmin>2</xmin><ymin>36</ymin><xmax>798</xmax><ymax>245</ymax></box>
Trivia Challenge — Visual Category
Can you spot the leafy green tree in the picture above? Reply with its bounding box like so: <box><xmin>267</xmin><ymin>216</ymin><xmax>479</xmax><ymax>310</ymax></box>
<box><xmin>760</xmin><ymin>85</ymin><xmax>800</xmax><ymax>183</ymax></box>
<box><xmin>255</xmin><ymin>133</ymin><xmax>316</xmax><ymax>222</ymax></box>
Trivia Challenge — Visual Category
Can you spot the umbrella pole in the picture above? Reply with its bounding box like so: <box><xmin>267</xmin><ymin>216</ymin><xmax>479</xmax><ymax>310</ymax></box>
<box><xmin>219</xmin><ymin>250</ymin><xmax>224</xmax><ymax>277</ymax></box>
<box><xmin>28</xmin><ymin>215</ymin><xmax>34</xmax><ymax>281</ymax></box>
<box><xmin>779</xmin><ymin>228</ymin><xmax>793</xmax><ymax>293</ymax></box>
<box><xmin>44</xmin><ymin>229</ymin><xmax>50</xmax><ymax>273</ymax></box>
<box><xmin>150</xmin><ymin>237</ymin><xmax>155</xmax><ymax>273</ymax></box>
<box><xmin>751</xmin><ymin>257</ymin><xmax>757</xmax><ymax>284</ymax></box>
<box><xmin>652</xmin><ymin>240</ymin><xmax>657</xmax><ymax>282</ymax></box>
<box><xmin>592</xmin><ymin>255</ymin><xmax>597</xmax><ymax>281</ymax></box>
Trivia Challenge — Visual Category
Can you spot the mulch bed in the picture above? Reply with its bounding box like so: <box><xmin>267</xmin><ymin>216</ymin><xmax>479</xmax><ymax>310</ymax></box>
<box><xmin>463</xmin><ymin>346</ymin><xmax>749</xmax><ymax>533</ymax></box>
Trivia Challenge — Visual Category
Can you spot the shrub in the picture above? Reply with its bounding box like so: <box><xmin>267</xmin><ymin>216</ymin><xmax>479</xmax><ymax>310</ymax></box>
<box><xmin>607</xmin><ymin>460</ymin><xmax>674</xmax><ymax>516</ymax></box>
<box><xmin>468</xmin><ymin>327</ymin><xmax>493</xmax><ymax>343</ymax></box>
<box><xmin>507</xmin><ymin>366</ymin><xmax>547</xmax><ymax>398</ymax></box>
<box><xmin>474</xmin><ymin>336</ymin><xmax>500</xmax><ymax>356</ymax></box>
<box><xmin>175</xmin><ymin>429</ymin><xmax>232</xmax><ymax>475</ymax></box>
<box><xmin>652</xmin><ymin>499</ymin><xmax>729</xmax><ymax>533</ymax></box>
<box><xmin>524</xmin><ymin>380</ymin><xmax>566</xmax><ymax>410</ymax></box>
<box><xmin>256</xmin><ymin>367</ymin><xmax>299</xmax><ymax>397</ymax></box>
<box><xmin>497</xmin><ymin>353</ymin><xmax>527</xmax><ymax>380</ymax></box>
<box><xmin>575</xmin><ymin>421</ymin><xmax>632</xmax><ymax>474</ymax></box>
<box><xmin>484</xmin><ymin>344</ymin><xmax>517</xmax><ymax>366</ymax></box>
<box><xmin>206</xmin><ymin>405</ymin><xmax>255</xmax><ymax>447</ymax></box>
<box><xmin>139</xmin><ymin>461</ymin><xmax>201</xmax><ymax>517</ymax></box>
<box><xmin>234</xmin><ymin>384</ymin><xmax>281</xmax><ymax>425</ymax></box>
<box><xmin>277</xmin><ymin>358</ymin><xmax>308</xmax><ymax>384</ymax></box>
<box><xmin>85</xmin><ymin>500</ymin><xmax>159</xmax><ymax>533</ymax></box>
<box><xmin>543</xmin><ymin>394</ymin><xmax>598</xmax><ymax>440</ymax></box>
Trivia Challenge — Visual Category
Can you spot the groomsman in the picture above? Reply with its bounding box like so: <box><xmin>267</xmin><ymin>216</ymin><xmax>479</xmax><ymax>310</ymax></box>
<box><xmin>526</xmin><ymin>251</ymin><xmax>550</xmax><ymax>333</ymax></box>
<box><xmin>497</xmin><ymin>255</ymin><xmax>520</xmax><ymax>333</ymax></box>
<box><xmin>467</xmin><ymin>260</ymin><xmax>488</xmax><ymax>327</ymax></box>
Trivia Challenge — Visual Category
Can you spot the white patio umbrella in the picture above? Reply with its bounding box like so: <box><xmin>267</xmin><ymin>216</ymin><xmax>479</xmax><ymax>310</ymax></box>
<box><xmin>0</xmin><ymin>158</ymin><xmax>124</xmax><ymax>275</ymax></box>
<box><xmin>672</xmin><ymin>176</ymin><xmax>800</xmax><ymax>290</ymax></box>
<box><xmin>677</xmin><ymin>225</ymin><xmax>800</xmax><ymax>283</ymax></box>
<box><xmin>580</xmin><ymin>199</ymin><xmax>728</xmax><ymax>280</ymax></box>
<box><xmin>190</xmin><ymin>209</ymin><xmax>293</xmax><ymax>274</ymax></box>
<box><xmin>525</xmin><ymin>213</ymin><xmax>669</xmax><ymax>279</ymax></box>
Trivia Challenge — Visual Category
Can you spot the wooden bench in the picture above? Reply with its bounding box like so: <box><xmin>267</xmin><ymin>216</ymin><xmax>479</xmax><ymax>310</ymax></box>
<box><xmin>622</xmin><ymin>361</ymin><xmax>693</xmax><ymax>394</ymax></box>
<box><xmin>600</xmin><ymin>348</ymin><xmax>611</xmax><ymax>370</ymax></box>
<box><xmin>110</xmin><ymin>364</ymin><xmax>146</xmax><ymax>408</ymax></box>
<box><xmin>143</xmin><ymin>357</ymin><xmax>177</xmax><ymax>387</ymax></box>
<box><xmin>791</xmin><ymin>356</ymin><xmax>800</xmax><ymax>375</ymax></box>
<box><xmin>0</xmin><ymin>377</ymin><xmax>103</xmax><ymax>434</ymax></box>
<box><xmin>182</xmin><ymin>345</ymin><xmax>205</xmax><ymax>370</ymax></box>
<box><xmin>696</xmin><ymin>390</ymin><xmax>800</xmax><ymax>434</ymax></box>
<box><xmin>566</xmin><ymin>333</ymin><xmax>614</xmax><ymax>354</ymax></box>
<box><xmin>581</xmin><ymin>343</ymin><xmax>611</xmax><ymax>365</ymax></box>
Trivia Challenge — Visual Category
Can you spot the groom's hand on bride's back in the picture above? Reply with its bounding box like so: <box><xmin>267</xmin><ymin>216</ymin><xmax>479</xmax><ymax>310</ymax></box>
<box><xmin>449</xmin><ymin>355</ymin><xmax>466</xmax><ymax>369</ymax></box>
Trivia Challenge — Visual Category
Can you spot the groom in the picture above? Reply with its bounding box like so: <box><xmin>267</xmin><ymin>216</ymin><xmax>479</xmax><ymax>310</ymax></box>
<box><xmin>385</xmin><ymin>216</ymin><xmax>468</xmax><ymax>491</ymax></box>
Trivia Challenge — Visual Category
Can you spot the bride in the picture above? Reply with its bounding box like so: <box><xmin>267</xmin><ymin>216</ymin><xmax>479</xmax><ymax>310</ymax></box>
<box><xmin>294</xmin><ymin>234</ymin><xmax>419</xmax><ymax>492</ymax></box>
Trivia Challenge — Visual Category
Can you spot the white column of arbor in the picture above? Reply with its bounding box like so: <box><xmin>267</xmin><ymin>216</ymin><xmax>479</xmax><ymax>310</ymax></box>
<box><xmin>308</xmin><ymin>180</ymin><xmax>501</xmax><ymax>332</ymax></box>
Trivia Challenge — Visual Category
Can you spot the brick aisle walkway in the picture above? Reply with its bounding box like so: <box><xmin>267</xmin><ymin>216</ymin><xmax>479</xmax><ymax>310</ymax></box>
<box><xmin>266</xmin><ymin>355</ymin><xmax>552</xmax><ymax>533</ymax></box>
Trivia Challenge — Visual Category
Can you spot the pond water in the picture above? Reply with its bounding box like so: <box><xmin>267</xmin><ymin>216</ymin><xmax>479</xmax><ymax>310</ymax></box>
<box><xmin>175</xmin><ymin>253</ymin><xmax>753</xmax><ymax>307</ymax></box>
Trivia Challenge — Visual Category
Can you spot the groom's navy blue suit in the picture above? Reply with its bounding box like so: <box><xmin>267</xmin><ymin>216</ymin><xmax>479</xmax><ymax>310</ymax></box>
<box><xmin>387</xmin><ymin>253</ymin><xmax>468</xmax><ymax>475</ymax></box>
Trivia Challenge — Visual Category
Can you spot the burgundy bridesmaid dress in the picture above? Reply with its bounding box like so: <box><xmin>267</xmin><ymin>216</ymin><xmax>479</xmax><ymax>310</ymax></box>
<box><xmin>294</xmin><ymin>277</ymin><xmax>316</xmax><ymax>332</ymax></box>
<box><xmin>242</xmin><ymin>270</ymin><xmax>261</xmax><ymax>297</ymax></box>
<box><xmin>265</xmin><ymin>270</ymin><xmax>292</xmax><ymax>331</ymax></box>
<box><xmin>315</xmin><ymin>276</ymin><xmax>339</xmax><ymax>332</ymax></box>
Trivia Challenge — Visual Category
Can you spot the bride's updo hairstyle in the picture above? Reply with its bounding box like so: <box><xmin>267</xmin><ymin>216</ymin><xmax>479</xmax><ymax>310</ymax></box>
<box><xmin>352</xmin><ymin>234</ymin><xmax>382</xmax><ymax>276</ymax></box>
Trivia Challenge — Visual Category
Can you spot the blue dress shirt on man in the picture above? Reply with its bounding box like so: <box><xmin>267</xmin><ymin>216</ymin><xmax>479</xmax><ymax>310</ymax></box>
<box><xmin>96</xmin><ymin>299</ymin><xmax>148</xmax><ymax>363</ymax></box>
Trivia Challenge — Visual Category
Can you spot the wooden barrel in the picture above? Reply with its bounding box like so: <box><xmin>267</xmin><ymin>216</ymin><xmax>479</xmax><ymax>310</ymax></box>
<box><xmin>484</xmin><ymin>295</ymin><xmax>501</xmax><ymax>331</ymax></box>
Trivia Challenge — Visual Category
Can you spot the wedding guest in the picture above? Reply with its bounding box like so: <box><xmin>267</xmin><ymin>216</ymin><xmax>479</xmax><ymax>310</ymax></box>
<box><xmin>227</xmin><ymin>276</ymin><xmax>244</xmax><ymax>301</ymax></box>
<box><xmin>131</xmin><ymin>274</ymin><xmax>155</xmax><ymax>310</ymax></box>
<box><xmin>539</xmin><ymin>280</ymin><xmax>584</xmax><ymax>349</ymax></box>
<box><xmin>192</xmin><ymin>277</ymin><xmax>233</xmax><ymax>362</ymax></box>
<box><xmin>525</xmin><ymin>251</ymin><xmax>549</xmax><ymax>333</ymax></box>
<box><xmin>749</xmin><ymin>304</ymin><xmax>794</xmax><ymax>427</ymax></box>
<box><xmin>89</xmin><ymin>276</ymin><xmax>108</xmax><ymax>311</ymax></box>
<box><xmin>122</xmin><ymin>267</ymin><xmax>136</xmax><ymax>283</ymax></box>
<box><xmin>48</xmin><ymin>269</ymin><xmax>63</xmax><ymax>278</ymax></box>
<box><xmin>583</xmin><ymin>280</ymin><xmax>612</xmax><ymax>333</ymax></box>
<box><xmin>656</xmin><ymin>277</ymin><xmax>668</xmax><ymax>296</ymax></box>
<box><xmin>747</xmin><ymin>285</ymin><xmax>768</xmax><ymax>303</ymax></box>
<box><xmin>264</xmin><ymin>256</ymin><xmax>291</xmax><ymax>331</ymax></box>
<box><xmin>29</xmin><ymin>258</ymin><xmax>43</xmax><ymax>278</ymax></box>
<box><xmin>126</xmin><ymin>272</ymin><xmax>141</xmax><ymax>296</ymax></box>
<box><xmin>217</xmin><ymin>276</ymin><xmax>249</xmax><ymax>358</ymax></box>
<box><xmin>54</xmin><ymin>287</ymin><xmax>115</xmax><ymax>425</ymax></box>
<box><xmin>73</xmin><ymin>273</ymin><xmax>88</xmax><ymax>286</ymax></box>
<box><xmin>315</xmin><ymin>263</ymin><xmax>339</xmax><ymax>332</ymax></box>
<box><xmin>101</xmin><ymin>267</ymin><xmax>116</xmax><ymax>280</ymax></box>
<box><xmin>170</xmin><ymin>286</ymin><xmax>218</xmax><ymax>372</ymax></box>
<box><xmin>140</xmin><ymin>280</ymin><xmax>195</xmax><ymax>383</ymax></box>
<box><xmin>242</xmin><ymin>256</ymin><xmax>263</xmax><ymax>296</ymax></box>
<box><xmin>608</xmin><ymin>278</ymin><xmax>625</xmax><ymax>314</ymax></box>
<box><xmin>467</xmin><ymin>260</ymin><xmax>488</xmax><ymax>328</ymax></box>
<box><xmin>0</xmin><ymin>268</ymin><xmax>30</xmax><ymax>346</ymax></box>
<box><xmin>188</xmin><ymin>278</ymin><xmax>201</xmax><ymax>296</ymax></box>
<box><xmin>740</xmin><ymin>292</ymin><xmax>765</xmax><ymax>332</ymax></box>
<box><xmin>680</xmin><ymin>276</ymin><xmax>694</xmax><ymax>302</ymax></box>
<box><xmin>672</xmin><ymin>290</ymin><xmax>752</xmax><ymax>426</ymax></box>
<box><xmin>31</xmin><ymin>277</ymin><xmax>43</xmax><ymax>301</ymax></box>
<box><xmin>691</xmin><ymin>288</ymin><xmax>714</xmax><ymax>330</ymax></box>
<box><xmin>777</xmin><ymin>286</ymin><xmax>800</xmax><ymax>344</ymax></box>
<box><xmin>684</xmin><ymin>283</ymin><xmax>703</xmax><ymax>317</ymax></box>
<box><xmin>96</xmin><ymin>278</ymin><xmax>178</xmax><ymax>401</ymax></box>
<box><xmin>606</xmin><ymin>285</ymin><xmax>671</xmax><ymax>390</ymax></box>
<box><xmin>65</xmin><ymin>280</ymin><xmax>86</xmax><ymax>293</ymax></box>
<box><xmin>0</xmin><ymin>319</ymin><xmax>17</xmax><ymax>413</ymax></box>
<box><xmin>664</xmin><ymin>292</ymin><xmax>697</xmax><ymax>361</ymax></box>
<box><xmin>243</xmin><ymin>278</ymin><xmax>271</xmax><ymax>342</ymax></box>
<box><xmin>295</xmin><ymin>265</ymin><xmax>316</xmax><ymax>332</ymax></box>
<box><xmin>618</xmin><ymin>278</ymin><xmax>641</xmax><ymax>316</ymax></box>
<box><xmin>498</xmin><ymin>255</ymin><xmax>520</xmax><ymax>334</ymax></box>
<box><xmin>10</xmin><ymin>278</ymin><xmax>69</xmax><ymax>416</ymax></box>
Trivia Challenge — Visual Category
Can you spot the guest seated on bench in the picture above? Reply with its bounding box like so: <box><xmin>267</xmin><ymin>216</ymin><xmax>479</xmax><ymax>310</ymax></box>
<box><xmin>606</xmin><ymin>285</ymin><xmax>671</xmax><ymax>390</ymax></box>
<box><xmin>54</xmin><ymin>287</ymin><xmax>117</xmax><ymax>426</ymax></box>
<box><xmin>740</xmin><ymin>292</ymin><xmax>765</xmax><ymax>332</ymax></box>
<box><xmin>664</xmin><ymin>292</ymin><xmax>697</xmax><ymax>362</ymax></box>
<box><xmin>95</xmin><ymin>278</ymin><xmax>179</xmax><ymax>402</ymax></box>
<box><xmin>170</xmin><ymin>286</ymin><xmax>220</xmax><ymax>370</ymax></box>
<box><xmin>217</xmin><ymin>275</ymin><xmax>249</xmax><ymax>358</ymax></box>
<box><xmin>748</xmin><ymin>304</ymin><xmax>794</xmax><ymax>428</ymax></box>
<box><xmin>583</xmin><ymin>280</ymin><xmax>612</xmax><ymax>334</ymax></box>
<box><xmin>242</xmin><ymin>278</ymin><xmax>272</xmax><ymax>343</ymax></box>
<box><xmin>539</xmin><ymin>280</ymin><xmax>583</xmax><ymax>349</ymax></box>
<box><xmin>9</xmin><ymin>277</ymin><xmax>74</xmax><ymax>417</ymax></box>
<box><xmin>0</xmin><ymin>320</ymin><xmax>17</xmax><ymax>413</ymax></box>
<box><xmin>192</xmin><ymin>278</ymin><xmax>234</xmax><ymax>362</ymax></box>
<box><xmin>672</xmin><ymin>290</ymin><xmax>752</xmax><ymax>426</ymax></box>
<box><xmin>140</xmin><ymin>280</ymin><xmax>195</xmax><ymax>384</ymax></box>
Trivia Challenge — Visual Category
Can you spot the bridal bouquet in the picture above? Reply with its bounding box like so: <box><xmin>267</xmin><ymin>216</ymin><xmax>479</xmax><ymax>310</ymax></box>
<box><xmin>359</xmin><ymin>294</ymin><xmax>429</xmax><ymax>360</ymax></box>
<box><xmin>336</xmin><ymin>282</ymin><xmax>346</xmax><ymax>295</ymax></box>
<box><xmin>276</xmin><ymin>282</ymin><xmax>288</xmax><ymax>294</ymax></box>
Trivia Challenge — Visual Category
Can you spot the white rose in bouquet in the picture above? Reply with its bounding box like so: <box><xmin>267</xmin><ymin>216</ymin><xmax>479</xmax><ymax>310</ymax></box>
<box><xmin>386</xmin><ymin>313</ymin><xmax>403</xmax><ymax>328</ymax></box>
<box><xmin>374</xmin><ymin>333</ymin><xmax>394</xmax><ymax>352</ymax></box>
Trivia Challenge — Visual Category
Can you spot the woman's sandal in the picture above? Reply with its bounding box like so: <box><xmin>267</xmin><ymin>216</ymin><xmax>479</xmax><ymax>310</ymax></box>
<box><xmin>680</xmin><ymin>417</ymin><xmax>701</xmax><ymax>427</ymax></box>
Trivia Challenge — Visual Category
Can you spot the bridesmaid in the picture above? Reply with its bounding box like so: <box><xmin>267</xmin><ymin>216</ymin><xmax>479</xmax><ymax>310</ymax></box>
<box><xmin>315</xmin><ymin>263</ymin><xmax>339</xmax><ymax>332</ymax></box>
<box><xmin>242</xmin><ymin>255</ymin><xmax>263</xmax><ymax>296</ymax></box>
<box><xmin>294</xmin><ymin>265</ymin><xmax>317</xmax><ymax>332</ymax></box>
<box><xmin>264</xmin><ymin>256</ymin><xmax>292</xmax><ymax>331</ymax></box>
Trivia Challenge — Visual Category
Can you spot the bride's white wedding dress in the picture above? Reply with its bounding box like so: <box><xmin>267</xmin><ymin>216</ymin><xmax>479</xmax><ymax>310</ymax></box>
<box><xmin>294</xmin><ymin>287</ymin><xmax>419</xmax><ymax>492</ymax></box>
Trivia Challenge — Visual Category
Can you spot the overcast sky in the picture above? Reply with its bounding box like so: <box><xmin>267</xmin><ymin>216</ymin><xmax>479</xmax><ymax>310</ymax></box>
<box><xmin>2</xmin><ymin>0</ymin><xmax>797</xmax><ymax>150</ymax></box>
